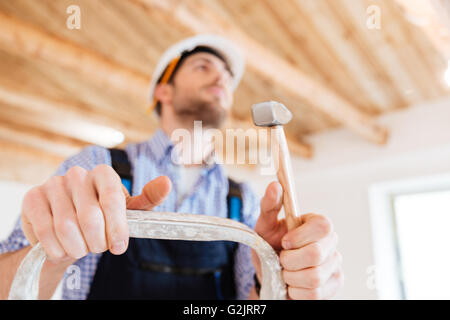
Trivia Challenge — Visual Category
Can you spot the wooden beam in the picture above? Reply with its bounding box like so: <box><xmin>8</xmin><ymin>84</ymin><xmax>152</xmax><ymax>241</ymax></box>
<box><xmin>0</xmin><ymin>102</ymin><xmax>115</xmax><ymax>149</ymax></box>
<box><xmin>302</xmin><ymin>0</ymin><xmax>414</xmax><ymax>108</ymax></box>
<box><xmin>257</xmin><ymin>0</ymin><xmax>382</xmax><ymax>114</ymax></box>
<box><xmin>133</xmin><ymin>0</ymin><xmax>389</xmax><ymax>144</ymax></box>
<box><xmin>0</xmin><ymin>139</ymin><xmax>62</xmax><ymax>184</ymax></box>
<box><xmin>0</xmin><ymin>84</ymin><xmax>153</xmax><ymax>144</ymax></box>
<box><xmin>0</xmin><ymin>10</ymin><xmax>149</xmax><ymax>101</ymax></box>
<box><xmin>0</xmin><ymin>119</ymin><xmax>85</xmax><ymax>157</ymax></box>
<box><xmin>0</xmin><ymin>139</ymin><xmax>63</xmax><ymax>165</ymax></box>
<box><xmin>334</xmin><ymin>0</ymin><xmax>426</xmax><ymax>105</ymax></box>
<box><xmin>0</xmin><ymin>10</ymin><xmax>288</xmax><ymax>148</ymax></box>
<box><xmin>286</xmin><ymin>137</ymin><xmax>313</xmax><ymax>159</ymax></box>
<box><xmin>396</xmin><ymin>0</ymin><xmax>450</xmax><ymax>58</ymax></box>
<box><xmin>0</xmin><ymin>10</ymin><xmax>313</xmax><ymax>157</ymax></box>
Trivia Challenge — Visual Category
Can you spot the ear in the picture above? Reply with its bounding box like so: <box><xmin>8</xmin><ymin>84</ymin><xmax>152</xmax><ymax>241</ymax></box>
<box><xmin>154</xmin><ymin>83</ymin><xmax>173</xmax><ymax>106</ymax></box>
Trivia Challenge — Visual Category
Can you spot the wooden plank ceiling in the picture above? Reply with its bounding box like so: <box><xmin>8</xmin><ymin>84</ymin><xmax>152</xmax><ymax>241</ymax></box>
<box><xmin>0</xmin><ymin>0</ymin><xmax>448</xmax><ymax>184</ymax></box>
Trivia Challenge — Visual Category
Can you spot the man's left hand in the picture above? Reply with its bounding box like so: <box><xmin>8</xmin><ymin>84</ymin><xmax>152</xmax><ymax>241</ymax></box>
<box><xmin>252</xmin><ymin>181</ymin><xmax>344</xmax><ymax>300</ymax></box>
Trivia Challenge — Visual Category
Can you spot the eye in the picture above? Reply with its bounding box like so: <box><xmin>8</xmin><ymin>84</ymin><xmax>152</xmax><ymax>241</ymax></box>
<box><xmin>195</xmin><ymin>64</ymin><xmax>208</xmax><ymax>71</ymax></box>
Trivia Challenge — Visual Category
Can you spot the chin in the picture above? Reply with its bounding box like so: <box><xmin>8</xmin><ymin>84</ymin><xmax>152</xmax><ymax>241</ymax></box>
<box><xmin>202</xmin><ymin>105</ymin><xmax>227</xmax><ymax>128</ymax></box>
<box><xmin>202</xmin><ymin>99</ymin><xmax>225</xmax><ymax>114</ymax></box>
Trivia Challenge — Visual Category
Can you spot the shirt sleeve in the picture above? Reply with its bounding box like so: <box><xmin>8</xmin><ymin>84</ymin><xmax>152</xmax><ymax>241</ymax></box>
<box><xmin>233</xmin><ymin>181</ymin><xmax>261</xmax><ymax>300</ymax></box>
<box><xmin>0</xmin><ymin>146</ymin><xmax>110</xmax><ymax>255</ymax></box>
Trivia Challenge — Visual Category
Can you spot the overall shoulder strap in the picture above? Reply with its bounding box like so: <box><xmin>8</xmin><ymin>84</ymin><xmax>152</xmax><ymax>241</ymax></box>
<box><xmin>109</xmin><ymin>148</ymin><xmax>133</xmax><ymax>194</ymax></box>
<box><xmin>227</xmin><ymin>178</ymin><xmax>243</xmax><ymax>222</ymax></box>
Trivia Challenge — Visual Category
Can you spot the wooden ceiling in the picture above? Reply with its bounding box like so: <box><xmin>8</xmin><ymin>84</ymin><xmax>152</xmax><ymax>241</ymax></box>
<box><xmin>0</xmin><ymin>0</ymin><xmax>449</xmax><ymax>184</ymax></box>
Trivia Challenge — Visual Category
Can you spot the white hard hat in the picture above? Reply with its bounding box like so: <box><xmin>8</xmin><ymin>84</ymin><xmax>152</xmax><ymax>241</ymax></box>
<box><xmin>147</xmin><ymin>34</ymin><xmax>245</xmax><ymax>114</ymax></box>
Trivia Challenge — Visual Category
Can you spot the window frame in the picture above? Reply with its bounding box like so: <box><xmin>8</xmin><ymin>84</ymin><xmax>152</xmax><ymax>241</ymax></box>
<box><xmin>368</xmin><ymin>172</ymin><xmax>450</xmax><ymax>299</ymax></box>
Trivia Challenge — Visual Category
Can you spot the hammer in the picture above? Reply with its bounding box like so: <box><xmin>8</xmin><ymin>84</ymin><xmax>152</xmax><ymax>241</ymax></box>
<box><xmin>252</xmin><ymin>101</ymin><xmax>301</xmax><ymax>231</ymax></box>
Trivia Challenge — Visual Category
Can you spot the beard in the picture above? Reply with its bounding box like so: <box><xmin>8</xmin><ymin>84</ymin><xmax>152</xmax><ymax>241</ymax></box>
<box><xmin>171</xmin><ymin>88</ymin><xmax>228</xmax><ymax>128</ymax></box>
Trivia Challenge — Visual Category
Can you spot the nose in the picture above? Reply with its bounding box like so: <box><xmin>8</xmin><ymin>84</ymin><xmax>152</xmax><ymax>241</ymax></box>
<box><xmin>212</xmin><ymin>65</ymin><xmax>232</xmax><ymax>87</ymax></box>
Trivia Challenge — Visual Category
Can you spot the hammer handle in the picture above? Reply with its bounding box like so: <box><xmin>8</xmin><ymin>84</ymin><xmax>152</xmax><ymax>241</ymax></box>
<box><xmin>272</xmin><ymin>126</ymin><xmax>301</xmax><ymax>231</ymax></box>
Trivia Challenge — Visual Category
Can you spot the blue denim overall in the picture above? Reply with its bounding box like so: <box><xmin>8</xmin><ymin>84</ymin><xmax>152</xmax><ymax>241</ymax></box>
<box><xmin>87</xmin><ymin>149</ymin><xmax>242</xmax><ymax>299</ymax></box>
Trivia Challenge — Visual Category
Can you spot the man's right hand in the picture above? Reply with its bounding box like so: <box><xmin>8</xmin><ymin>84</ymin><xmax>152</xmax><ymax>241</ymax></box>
<box><xmin>21</xmin><ymin>164</ymin><xmax>172</xmax><ymax>263</ymax></box>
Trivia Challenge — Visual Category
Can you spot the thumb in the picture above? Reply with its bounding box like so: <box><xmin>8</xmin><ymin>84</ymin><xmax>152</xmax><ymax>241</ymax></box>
<box><xmin>126</xmin><ymin>176</ymin><xmax>172</xmax><ymax>210</ymax></box>
<box><xmin>255</xmin><ymin>181</ymin><xmax>286</xmax><ymax>249</ymax></box>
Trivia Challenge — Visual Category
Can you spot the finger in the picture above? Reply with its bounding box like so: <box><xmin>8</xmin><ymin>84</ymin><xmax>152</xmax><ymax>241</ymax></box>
<box><xmin>22</xmin><ymin>187</ymin><xmax>66</xmax><ymax>260</ymax></box>
<box><xmin>92</xmin><ymin>165</ymin><xmax>128</xmax><ymax>255</ymax></box>
<box><xmin>322</xmin><ymin>269</ymin><xmax>344</xmax><ymax>300</ymax></box>
<box><xmin>282</xmin><ymin>250</ymin><xmax>342</xmax><ymax>289</ymax></box>
<box><xmin>44</xmin><ymin>176</ymin><xmax>88</xmax><ymax>260</ymax></box>
<box><xmin>67</xmin><ymin>166</ymin><xmax>107</xmax><ymax>254</ymax></box>
<box><xmin>287</xmin><ymin>268</ymin><xmax>344</xmax><ymax>300</ymax></box>
<box><xmin>122</xmin><ymin>184</ymin><xmax>131</xmax><ymax>200</ymax></box>
<box><xmin>126</xmin><ymin>176</ymin><xmax>172</xmax><ymax>210</ymax></box>
<box><xmin>254</xmin><ymin>181</ymin><xmax>286</xmax><ymax>250</ymax></box>
<box><xmin>287</xmin><ymin>285</ymin><xmax>322</xmax><ymax>300</ymax></box>
<box><xmin>289</xmin><ymin>265</ymin><xmax>344</xmax><ymax>300</ymax></box>
<box><xmin>258</xmin><ymin>181</ymin><xmax>283</xmax><ymax>228</ymax></box>
<box><xmin>281</xmin><ymin>214</ymin><xmax>333</xmax><ymax>250</ymax></box>
<box><xmin>280</xmin><ymin>231</ymin><xmax>338</xmax><ymax>270</ymax></box>
<box><xmin>21</xmin><ymin>214</ymin><xmax>38</xmax><ymax>246</ymax></box>
<box><xmin>255</xmin><ymin>181</ymin><xmax>284</xmax><ymax>233</ymax></box>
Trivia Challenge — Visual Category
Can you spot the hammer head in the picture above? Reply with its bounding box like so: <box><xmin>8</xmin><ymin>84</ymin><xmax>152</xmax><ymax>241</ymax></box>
<box><xmin>251</xmin><ymin>101</ymin><xmax>293</xmax><ymax>127</ymax></box>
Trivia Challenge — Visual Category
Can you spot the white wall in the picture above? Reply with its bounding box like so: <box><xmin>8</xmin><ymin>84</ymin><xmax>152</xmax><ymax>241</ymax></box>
<box><xmin>226</xmin><ymin>96</ymin><xmax>450</xmax><ymax>299</ymax></box>
<box><xmin>0</xmin><ymin>181</ymin><xmax>32</xmax><ymax>242</ymax></box>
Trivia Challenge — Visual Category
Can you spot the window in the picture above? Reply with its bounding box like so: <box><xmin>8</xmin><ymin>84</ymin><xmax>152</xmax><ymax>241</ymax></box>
<box><xmin>369</xmin><ymin>173</ymin><xmax>450</xmax><ymax>299</ymax></box>
<box><xmin>393</xmin><ymin>190</ymin><xmax>450</xmax><ymax>299</ymax></box>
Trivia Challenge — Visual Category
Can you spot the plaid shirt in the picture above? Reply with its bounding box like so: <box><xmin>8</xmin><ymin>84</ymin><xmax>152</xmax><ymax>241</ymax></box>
<box><xmin>0</xmin><ymin>129</ymin><xmax>259</xmax><ymax>299</ymax></box>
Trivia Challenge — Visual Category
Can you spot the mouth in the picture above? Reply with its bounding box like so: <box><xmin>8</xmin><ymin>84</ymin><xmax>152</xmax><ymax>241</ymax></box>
<box><xmin>206</xmin><ymin>85</ymin><xmax>225</xmax><ymax>97</ymax></box>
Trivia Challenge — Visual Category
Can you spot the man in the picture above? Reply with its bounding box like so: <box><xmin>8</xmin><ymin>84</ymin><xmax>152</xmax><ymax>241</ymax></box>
<box><xmin>0</xmin><ymin>35</ymin><xmax>343</xmax><ymax>300</ymax></box>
